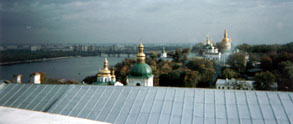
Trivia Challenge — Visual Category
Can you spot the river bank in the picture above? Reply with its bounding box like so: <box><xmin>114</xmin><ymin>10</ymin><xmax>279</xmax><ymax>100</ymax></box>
<box><xmin>0</xmin><ymin>56</ymin><xmax>125</xmax><ymax>81</ymax></box>
<box><xmin>0</xmin><ymin>56</ymin><xmax>76</xmax><ymax>66</ymax></box>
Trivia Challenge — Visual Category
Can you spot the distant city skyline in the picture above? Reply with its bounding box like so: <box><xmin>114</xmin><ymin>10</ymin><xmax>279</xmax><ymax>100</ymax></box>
<box><xmin>1</xmin><ymin>0</ymin><xmax>293</xmax><ymax>44</ymax></box>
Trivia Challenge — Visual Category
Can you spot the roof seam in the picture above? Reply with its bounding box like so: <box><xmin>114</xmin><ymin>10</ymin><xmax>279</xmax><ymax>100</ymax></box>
<box><xmin>122</xmin><ymin>87</ymin><xmax>141</xmax><ymax>124</ymax></box>
<box><xmin>234</xmin><ymin>91</ymin><xmax>241</xmax><ymax>124</ymax></box>
<box><xmin>266</xmin><ymin>92</ymin><xmax>278</xmax><ymax>123</ymax></box>
<box><xmin>95</xmin><ymin>87</ymin><xmax>116</xmax><ymax>120</ymax></box>
<box><xmin>85</xmin><ymin>86</ymin><xmax>107</xmax><ymax>119</ymax></box>
<box><xmin>255</xmin><ymin>92</ymin><xmax>265</xmax><ymax>123</ymax></box>
<box><xmin>59</xmin><ymin>85</ymin><xmax>83</xmax><ymax>114</ymax></box>
<box><xmin>10</xmin><ymin>84</ymin><xmax>34</xmax><ymax>108</ymax></box>
<box><xmin>2</xmin><ymin>84</ymin><xmax>25</xmax><ymax>106</ymax></box>
<box><xmin>156</xmin><ymin>88</ymin><xmax>168</xmax><ymax>124</ymax></box>
<box><xmin>289</xmin><ymin>94</ymin><xmax>293</xmax><ymax>103</ymax></box>
<box><xmin>203</xmin><ymin>90</ymin><xmax>206</xmax><ymax>124</ymax></box>
<box><xmin>168</xmin><ymin>88</ymin><xmax>177</xmax><ymax>124</ymax></box>
<box><xmin>133</xmin><ymin>88</ymin><xmax>150</xmax><ymax>124</ymax></box>
<box><xmin>277</xmin><ymin>93</ymin><xmax>291</xmax><ymax>123</ymax></box>
<box><xmin>41</xmin><ymin>85</ymin><xmax>65</xmax><ymax>112</ymax></box>
<box><xmin>32</xmin><ymin>85</ymin><xmax>57</xmax><ymax>111</ymax></box>
<box><xmin>68</xmin><ymin>86</ymin><xmax>91</xmax><ymax>116</ymax></box>
<box><xmin>24</xmin><ymin>85</ymin><xmax>47</xmax><ymax>110</ymax></box>
<box><xmin>224</xmin><ymin>91</ymin><xmax>229</xmax><ymax>124</ymax></box>
<box><xmin>180</xmin><ymin>89</ymin><xmax>186</xmax><ymax>124</ymax></box>
<box><xmin>49</xmin><ymin>85</ymin><xmax>74</xmax><ymax>113</ymax></box>
<box><xmin>20</xmin><ymin>85</ymin><xmax>41</xmax><ymax>109</ymax></box>
<box><xmin>103</xmin><ymin>87</ymin><xmax>124</xmax><ymax>121</ymax></box>
<box><xmin>145</xmin><ymin>88</ymin><xmax>159</xmax><ymax>124</ymax></box>
<box><xmin>76</xmin><ymin>86</ymin><xmax>100</xmax><ymax>117</ymax></box>
<box><xmin>245</xmin><ymin>91</ymin><xmax>254</xmax><ymax>124</ymax></box>
<box><xmin>114</xmin><ymin>87</ymin><xmax>133</xmax><ymax>123</ymax></box>
<box><xmin>214</xmin><ymin>90</ymin><xmax>216</xmax><ymax>124</ymax></box>
<box><xmin>0</xmin><ymin>84</ymin><xmax>18</xmax><ymax>102</ymax></box>
<box><xmin>191</xmin><ymin>89</ymin><xmax>195</xmax><ymax>124</ymax></box>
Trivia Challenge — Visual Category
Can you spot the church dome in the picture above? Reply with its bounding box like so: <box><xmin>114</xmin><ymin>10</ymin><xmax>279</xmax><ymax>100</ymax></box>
<box><xmin>129</xmin><ymin>63</ymin><xmax>153</xmax><ymax>78</ymax></box>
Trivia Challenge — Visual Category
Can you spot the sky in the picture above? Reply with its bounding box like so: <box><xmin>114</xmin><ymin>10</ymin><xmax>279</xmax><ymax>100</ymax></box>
<box><xmin>0</xmin><ymin>0</ymin><xmax>293</xmax><ymax>45</ymax></box>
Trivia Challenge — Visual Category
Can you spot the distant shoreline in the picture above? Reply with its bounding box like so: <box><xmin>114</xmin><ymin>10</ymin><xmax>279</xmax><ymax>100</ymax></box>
<box><xmin>0</xmin><ymin>56</ymin><xmax>75</xmax><ymax>66</ymax></box>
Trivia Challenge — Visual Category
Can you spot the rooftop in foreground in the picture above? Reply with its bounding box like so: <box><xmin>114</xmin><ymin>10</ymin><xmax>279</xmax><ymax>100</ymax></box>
<box><xmin>0</xmin><ymin>106</ymin><xmax>109</xmax><ymax>124</ymax></box>
<box><xmin>0</xmin><ymin>83</ymin><xmax>292</xmax><ymax>124</ymax></box>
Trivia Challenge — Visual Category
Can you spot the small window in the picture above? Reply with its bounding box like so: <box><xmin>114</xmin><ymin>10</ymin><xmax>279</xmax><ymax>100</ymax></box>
<box><xmin>136</xmin><ymin>83</ymin><xmax>141</xmax><ymax>86</ymax></box>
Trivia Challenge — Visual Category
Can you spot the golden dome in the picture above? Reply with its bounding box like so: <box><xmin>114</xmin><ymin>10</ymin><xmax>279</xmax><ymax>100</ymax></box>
<box><xmin>97</xmin><ymin>57</ymin><xmax>111</xmax><ymax>77</ymax></box>
<box><xmin>139</xmin><ymin>42</ymin><xmax>144</xmax><ymax>48</ymax></box>
<box><xmin>222</xmin><ymin>29</ymin><xmax>231</xmax><ymax>42</ymax></box>
<box><xmin>137</xmin><ymin>42</ymin><xmax>146</xmax><ymax>63</ymax></box>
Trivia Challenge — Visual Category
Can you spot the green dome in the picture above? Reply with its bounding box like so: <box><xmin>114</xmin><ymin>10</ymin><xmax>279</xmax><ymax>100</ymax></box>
<box><xmin>129</xmin><ymin>63</ymin><xmax>153</xmax><ymax>78</ymax></box>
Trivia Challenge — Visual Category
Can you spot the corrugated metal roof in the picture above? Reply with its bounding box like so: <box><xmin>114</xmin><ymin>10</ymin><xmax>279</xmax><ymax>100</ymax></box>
<box><xmin>0</xmin><ymin>83</ymin><xmax>292</xmax><ymax>124</ymax></box>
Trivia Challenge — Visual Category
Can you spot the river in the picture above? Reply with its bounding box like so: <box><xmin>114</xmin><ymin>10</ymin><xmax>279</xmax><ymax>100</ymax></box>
<box><xmin>0</xmin><ymin>55</ymin><xmax>133</xmax><ymax>82</ymax></box>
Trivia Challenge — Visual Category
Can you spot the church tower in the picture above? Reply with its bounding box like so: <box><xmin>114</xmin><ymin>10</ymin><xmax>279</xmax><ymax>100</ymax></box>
<box><xmin>95</xmin><ymin>57</ymin><xmax>116</xmax><ymax>85</ymax></box>
<box><xmin>128</xmin><ymin>42</ymin><xmax>154</xmax><ymax>86</ymax></box>
<box><xmin>160</xmin><ymin>47</ymin><xmax>167</xmax><ymax>58</ymax></box>
<box><xmin>221</xmin><ymin>29</ymin><xmax>232</xmax><ymax>52</ymax></box>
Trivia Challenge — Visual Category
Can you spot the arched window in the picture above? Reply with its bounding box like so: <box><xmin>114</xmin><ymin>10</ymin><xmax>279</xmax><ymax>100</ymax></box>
<box><xmin>136</xmin><ymin>83</ymin><xmax>141</xmax><ymax>86</ymax></box>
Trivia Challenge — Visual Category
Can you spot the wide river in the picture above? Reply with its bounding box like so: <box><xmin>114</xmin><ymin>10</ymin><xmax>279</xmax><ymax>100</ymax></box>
<box><xmin>0</xmin><ymin>55</ymin><xmax>133</xmax><ymax>82</ymax></box>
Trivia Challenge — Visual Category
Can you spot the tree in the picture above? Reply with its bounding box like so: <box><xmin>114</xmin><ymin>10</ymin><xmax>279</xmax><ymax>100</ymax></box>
<box><xmin>186</xmin><ymin>58</ymin><xmax>216</xmax><ymax>87</ymax></box>
<box><xmin>198</xmin><ymin>68</ymin><xmax>216</xmax><ymax>87</ymax></box>
<box><xmin>184</xmin><ymin>70</ymin><xmax>200</xmax><ymax>87</ymax></box>
<box><xmin>83</xmin><ymin>75</ymin><xmax>97</xmax><ymax>84</ymax></box>
<box><xmin>277</xmin><ymin>61</ymin><xmax>293</xmax><ymax>91</ymax></box>
<box><xmin>114</xmin><ymin>58</ymin><xmax>136</xmax><ymax>84</ymax></box>
<box><xmin>182</xmin><ymin>48</ymin><xmax>190</xmax><ymax>54</ymax></box>
<box><xmin>186</xmin><ymin>58</ymin><xmax>214</xmax><ymax>72</ymax></box>
<box><xmin>172</xmin><ymin>48</ymin><xmax>181</xmax><ymax>62</ymax></box>
<box><xmin>227</xmin><ymin>53</ymin><xmax>246</xmax><ymax>73</ymax></box>
<box><xmin>237</xmin><ymin>43</ymin><xmax>251</xmax><ymax>52</ymax></box>
<box><xmin>150</xmin><ymin>51</ymin><xmax>158</xmax><ymax>59</ymax></box>
<box><xmin>254</xmin><ymin>71</ymin><xmax>275</xmax><ymax>90</ymax></box>
<box><xmin>222</xmin><ymin>68</ymin><xmax>238</xmax><ymax>79</ymax></box>
<box><xmin>260</xmin><ymin>56</ymin><xmax>273</xmax><ymax>71</ymax></box>
<box><xmin>246</xmin><ymin>53</ymin><xmax>258</xmax><ymax>69</ymax></box>
<box><xmin>279</xmin><ymin>42</ymin><xmax>293</xmax><ymax>53</ymax></box>
<box><xmin>167</xmin><ymin>70</ymin><xmax>183</xmax><ymax>87</ymax></box>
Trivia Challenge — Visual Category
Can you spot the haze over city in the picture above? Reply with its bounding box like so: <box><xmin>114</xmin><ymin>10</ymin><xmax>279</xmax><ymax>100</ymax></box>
<box><xmin>1</xmin><ymin>0</ymin><xmax>293</xmax><ymax>44</ymax></box>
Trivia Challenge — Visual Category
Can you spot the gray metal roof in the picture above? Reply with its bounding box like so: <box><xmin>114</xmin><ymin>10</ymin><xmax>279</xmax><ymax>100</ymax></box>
<box><xmin>0</xmin><ymin>83</ymin><xmax>292</xmax><ymax>124</ymax></box>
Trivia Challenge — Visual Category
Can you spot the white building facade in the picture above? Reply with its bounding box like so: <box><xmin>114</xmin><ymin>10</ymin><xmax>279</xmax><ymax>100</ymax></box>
<box><xmin>216</xmin><ymin>79</ymin><xmax>254</xmax><ymax>90</ymax></box>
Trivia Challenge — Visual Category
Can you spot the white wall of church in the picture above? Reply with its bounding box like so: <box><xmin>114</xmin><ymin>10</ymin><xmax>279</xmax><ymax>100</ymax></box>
<box><xmin>128</xmin><ymin>76</ymin><xmax>153</xmax><ymax>87</ymax></box>
<box><xmin>33</xmin><ymin>74</ymin><xmax>41</xmax><ymax>84</ymax></box>
<box><xmin>97</xmin><ymin>76</ymin><xmax>112</xmax><ymax>83</ymax></box>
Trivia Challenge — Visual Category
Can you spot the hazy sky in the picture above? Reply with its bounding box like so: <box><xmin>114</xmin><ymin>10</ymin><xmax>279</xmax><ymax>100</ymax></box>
<box><xmin>1</xmin><ymin>0</ymin><xmax>293</xmax><ymax>44</ymax></box>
